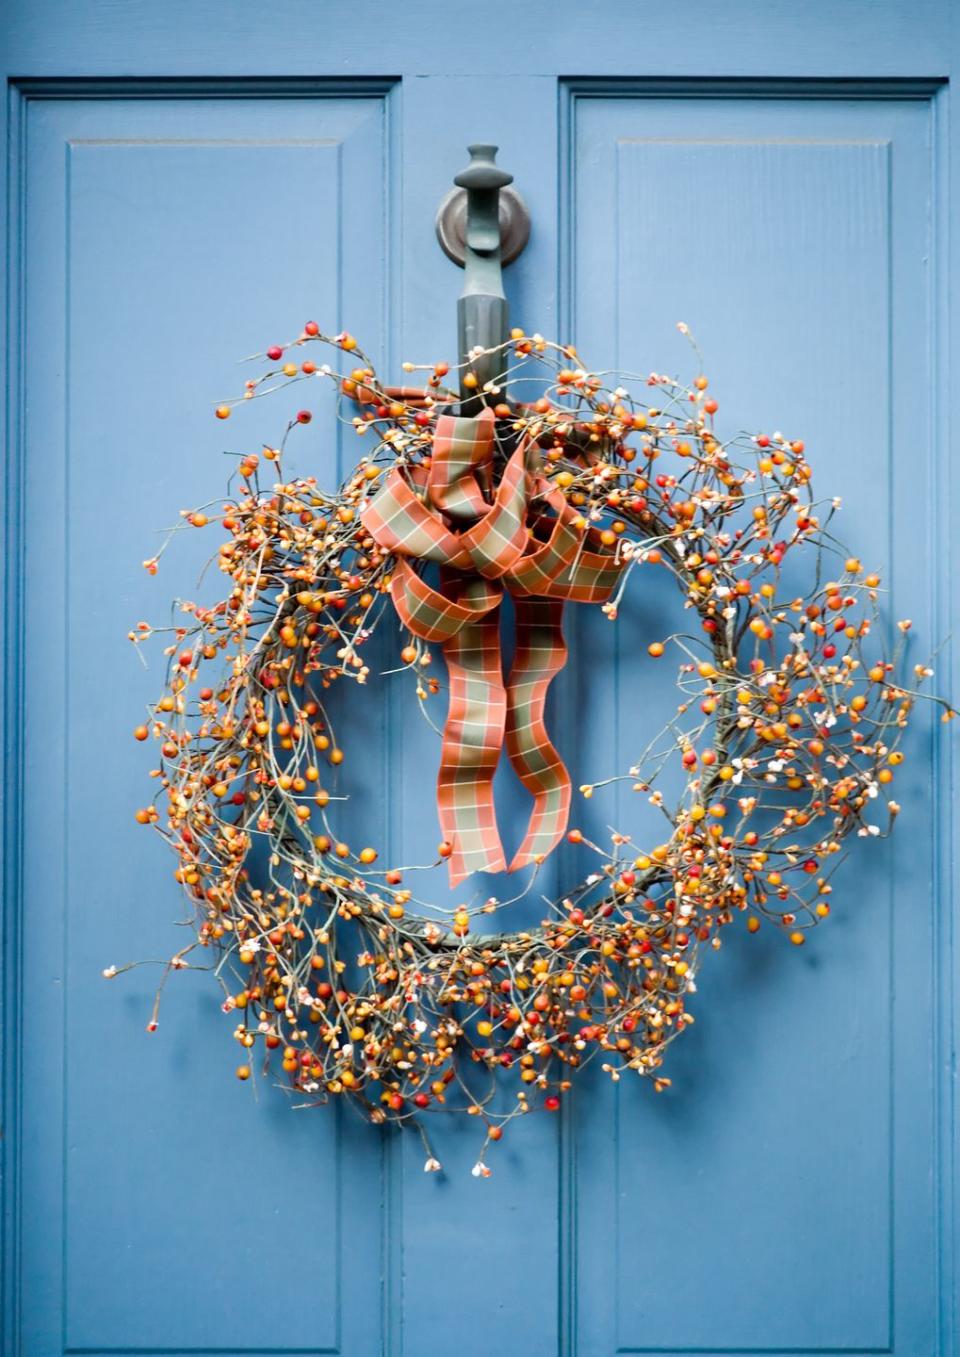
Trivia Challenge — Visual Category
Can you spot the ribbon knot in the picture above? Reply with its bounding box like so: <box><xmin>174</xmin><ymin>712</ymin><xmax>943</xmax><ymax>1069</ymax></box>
<box><xmin>362</xmin><ymin>407</ymin><xmax>625</xmax><ymax>886</ymax></box>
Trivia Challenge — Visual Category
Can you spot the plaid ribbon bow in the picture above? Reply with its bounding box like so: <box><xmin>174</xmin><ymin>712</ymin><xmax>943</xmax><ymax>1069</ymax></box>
<box><xmin>362</xmin><ymin>407</ymin><xmax>625</xmax><ymax>886</ymax></box>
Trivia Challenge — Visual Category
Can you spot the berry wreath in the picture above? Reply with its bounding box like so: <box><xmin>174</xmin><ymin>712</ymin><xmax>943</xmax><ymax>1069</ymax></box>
<box><xmin>113</xmin><ymin>322</ymin><xmax>951</xmax><ymax>1173</ymax></box>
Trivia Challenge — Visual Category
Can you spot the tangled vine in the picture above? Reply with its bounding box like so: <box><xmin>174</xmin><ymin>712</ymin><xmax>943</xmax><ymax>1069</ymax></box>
<box><xmin>113</xmin><ymin>321</ymin><xmax>951</xmax><ymax>1173</ymax></box>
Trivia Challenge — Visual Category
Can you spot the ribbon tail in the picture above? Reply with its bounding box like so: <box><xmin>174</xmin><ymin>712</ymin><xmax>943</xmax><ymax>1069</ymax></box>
<box><xmin>504</xmin><ymin>596</ymin><xmax>572</xmax><ymax>871</ymax></box>
<box><xmin>438</xmin><ymin>586</ymin><xmax>508</xmax><ymax>885</ymax></box>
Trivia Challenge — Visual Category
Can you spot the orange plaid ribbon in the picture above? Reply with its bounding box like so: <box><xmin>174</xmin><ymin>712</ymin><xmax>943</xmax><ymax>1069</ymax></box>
<box><xmin>362</xmin><ymin>407</ymin><xmax>625</xmax><ymax>886</ymax></box>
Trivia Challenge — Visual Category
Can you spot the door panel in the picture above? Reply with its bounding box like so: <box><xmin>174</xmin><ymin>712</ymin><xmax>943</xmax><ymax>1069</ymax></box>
<box><xmin>569</xmin><ymin>91</ymin><xmax>939</xmax><ymax>1356</ymax></box>
<box><xmin>18</xmin><ymin>92</ymin><xmax>391</xmax><ymax>1356</ymax></box>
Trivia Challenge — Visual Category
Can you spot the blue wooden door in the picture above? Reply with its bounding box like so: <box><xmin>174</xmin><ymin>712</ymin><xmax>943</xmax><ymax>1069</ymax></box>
<box><xmin>2</xmin><ymin>8</ymin><xmax>958</xmax><ymax>1356</ymax></box>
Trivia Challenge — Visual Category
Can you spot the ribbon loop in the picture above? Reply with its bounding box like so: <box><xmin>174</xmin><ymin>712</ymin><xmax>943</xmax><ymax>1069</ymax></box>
<box><xmin>426</xmin><ymin>408</ymin><xmax>495</xmax><ymax>521</ymax></box>
<box><xmin>362</xmin><ymin>409</ymin><xmax>626</xmax><ymax>886</ymax></box>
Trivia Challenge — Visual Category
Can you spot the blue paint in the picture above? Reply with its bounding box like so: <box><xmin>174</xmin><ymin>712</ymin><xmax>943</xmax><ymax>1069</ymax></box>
<box><xmin>1</xmin><ymin>9</ymin><xmax>958</xmax><ymax>1357</ymax></box>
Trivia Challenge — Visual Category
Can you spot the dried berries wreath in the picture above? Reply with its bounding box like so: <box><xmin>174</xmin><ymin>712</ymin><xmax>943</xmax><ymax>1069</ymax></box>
<box><xmin>114</xmin><ymin>323</ymin><xmax>951</xmax><ymax>1173</ymax></box>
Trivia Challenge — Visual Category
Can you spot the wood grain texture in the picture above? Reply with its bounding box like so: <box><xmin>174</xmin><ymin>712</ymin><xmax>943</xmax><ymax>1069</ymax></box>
<box><xmin>0</xmin><ymin>1</ymin><xmax>953</xmax><ymax>79</ymax></box>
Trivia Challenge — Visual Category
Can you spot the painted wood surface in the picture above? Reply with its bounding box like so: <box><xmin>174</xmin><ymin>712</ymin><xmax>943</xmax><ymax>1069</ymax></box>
<box><xmin>2</xmin><ymin>6</ymin><xmax>958</xmax><ymax>1356</ymax></box>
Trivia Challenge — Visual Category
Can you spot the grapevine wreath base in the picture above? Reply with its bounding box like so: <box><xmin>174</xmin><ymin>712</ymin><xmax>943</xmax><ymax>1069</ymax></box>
<box><xmin>113</xmin><ymin>324</ymin><xmax>951</xmax><ymax>1173</ymax></box>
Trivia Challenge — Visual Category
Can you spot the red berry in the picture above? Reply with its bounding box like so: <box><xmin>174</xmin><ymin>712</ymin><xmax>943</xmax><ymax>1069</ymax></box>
<box><xmin>304</xmin><ymin>321</ymin><xmax>319</xmax><ymax>336</ymax></box>
<box><xmin>267</xmin><ymin>346</ymin><xmax>283</xmax><ymax>361</ymax></box>
<box><xmin>296</xmin><ymin>410</ymin><xmax>312</xmax><ymax>424</ymax></box>
<box><xmin>413</xmin><ymin>1092</ymin><xmax>430</xmax><ymax>1109</ymax></box>
<box><xmin>544</xmin><ymin>1095</ymin><xmax>560</xmax><ymax>1111</ymax></box>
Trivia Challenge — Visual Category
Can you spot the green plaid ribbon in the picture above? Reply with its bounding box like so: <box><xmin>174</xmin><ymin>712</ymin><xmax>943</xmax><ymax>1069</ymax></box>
<box><xmin>362</xmin><ymin>407</ymin><xmax>625</xmax><ymax>886</ymax></box>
